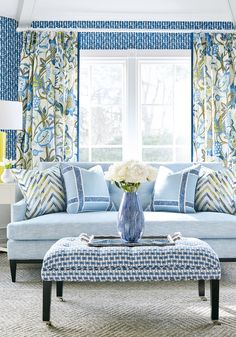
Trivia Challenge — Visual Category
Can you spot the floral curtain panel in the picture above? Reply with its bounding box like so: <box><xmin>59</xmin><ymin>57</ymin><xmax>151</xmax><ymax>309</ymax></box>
<box><xmin>193</xmin><ymin>33</ymin><xmax>236</xmax><ymax>166</ymax></box>
<box><xmin>17</xmin><ymin>31</ymin><xmax>78</xmax><ymax>168</ymax></box>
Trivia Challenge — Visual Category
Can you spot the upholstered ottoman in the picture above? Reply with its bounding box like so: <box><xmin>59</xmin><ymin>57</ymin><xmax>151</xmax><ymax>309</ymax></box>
<box><xmin>41</xmin><ymin>237</ymin><xmax>221</xmax><ymax>325</ymax></box>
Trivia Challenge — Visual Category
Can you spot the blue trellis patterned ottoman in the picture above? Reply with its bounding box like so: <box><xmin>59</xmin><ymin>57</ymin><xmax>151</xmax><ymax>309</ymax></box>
<box><xmin>41</xmin><ymin>237</ymin><xmax>221</xmax><ymax>325</ymax></box>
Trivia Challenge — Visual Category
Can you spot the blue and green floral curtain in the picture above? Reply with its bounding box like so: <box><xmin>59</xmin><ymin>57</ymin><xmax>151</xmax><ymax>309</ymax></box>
<box><xmin>193</xmin><ymin>33</ymin><xmax>236</xmax><ymax>166</ymax></box>
<box><xmin>17</xmin><ymin>31</ymin><xmax>78</xmax><ymax>168</ymax></box>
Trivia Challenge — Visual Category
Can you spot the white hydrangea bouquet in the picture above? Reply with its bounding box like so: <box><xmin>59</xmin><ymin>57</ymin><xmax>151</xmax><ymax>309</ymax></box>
<box><xmin>105</xmin><ymin>160</ymin><xmax>157</xmax><ymax>192</ymax></box>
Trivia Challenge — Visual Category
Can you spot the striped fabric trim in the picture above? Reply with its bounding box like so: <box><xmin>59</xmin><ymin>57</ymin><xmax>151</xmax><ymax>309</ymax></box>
<box><xmin>74</xmin><ymin>166</ymin><xmax>84</xmax><ymax>212</ymax></box>
<box><xmin>85</xmin><ymin>196</ymin><xmax>110</xmax><ymax>202</ymax></box>
<box><xmin>67</xmin><ymin>196</ymin><xmax>111</xmax><ymax>204</ymax></box>
<box><xmin>68</xmin><ymin>197</ymin><xmax>79</xmax><ymax>204</ymax></box>
<box><xmin>154</xmin><ymin>201</ymin><xmax>194</xmax><ymax>208</ymax></box>
<box><xmin>179</xmin><ymin>172</ymin><xmax>188</xmax><ymax>212</ymax></box>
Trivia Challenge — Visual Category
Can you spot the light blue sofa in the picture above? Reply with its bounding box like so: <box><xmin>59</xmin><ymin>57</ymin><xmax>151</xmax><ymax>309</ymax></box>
<box><xmin>7</xmin><ymin>162</ymin><xmax>236</xmax><ymax>282</ymax></box>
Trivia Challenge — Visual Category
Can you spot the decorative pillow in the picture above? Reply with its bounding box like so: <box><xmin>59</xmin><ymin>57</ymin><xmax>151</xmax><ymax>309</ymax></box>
<box><xmin>12</xmin><ymin>165</ymin><xmax>66</xmax><ymax>219</ymax></box>
<box><xmin>60</xmin><ymin>164</ymin><xmax>115</xmax><ymax>213</ymax></box>
<box><xmin>195</xmin><ymin>167</ymin><xmax>236</xmax><ymax>214</ymax></box>
<box><xmin>152</xmin><ymin>165</ymin><xmax>201</xmax><ymax>213</ymax></box>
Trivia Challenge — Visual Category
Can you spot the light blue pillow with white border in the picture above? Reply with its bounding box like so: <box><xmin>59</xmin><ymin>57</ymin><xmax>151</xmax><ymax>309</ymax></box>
<box><xmin>60</xmin><ymin>164</ymin><xmax>115</xmax><ymax>213</ymax></box>
<box><xmin>151</xmin><ymin>164</ymin><xmax>201</xmax><ymax>213</ymax></box>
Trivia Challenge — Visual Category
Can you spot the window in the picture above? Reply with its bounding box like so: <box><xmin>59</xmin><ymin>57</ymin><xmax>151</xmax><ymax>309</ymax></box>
<box><xmin>80</xmin><ymin>51</ymin><xmax>191</xmax><ymax>162</ymax></box>
<box><xmin>140</xmin><ymin>59</ymin><xmax>191</xmax><ymax>162</ymax></box>
<box><xmin>80</xmin><ymin>59</ymin><xmax>125</xmax><ymax>162</ymax></box>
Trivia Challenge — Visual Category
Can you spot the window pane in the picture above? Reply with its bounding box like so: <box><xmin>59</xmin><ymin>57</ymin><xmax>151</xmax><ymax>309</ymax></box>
<box><xmin>91</xmin><ymin>64</ymin><xmax>123</xmax><ymax>105</ymax></box>
<box><xmin>92</xmin><ymin>148</ymin><xmax>122</xmax><ymax>162</ymax></box>
<box><xmin>142</xmin><ymin>148</ymin><xmax>173</xmax><ymax>162</ymax></box>
<box><xmin>80</xmin><ymin>148</ymin><xmax>89</xmax><ymax>162</ymax></box>
<box><xmin>175</xmin><ymin>64</ymin><xmax>191</xmax><ymax>146</ymax></box>
<box><xmin>80</xmin><ymin>59</ymin><xmax>124</xmax><ymax>162</ymax></box>
<box><xmin>142</xmin><ymin>105</ymin><xmax>173</xmax><ymax>145</ymax></box>
<box><xmin>175</xmin><ymin>147</ymin><xmax>190</xmax><ymax>161</ymax></box>
<box><xmin>141</xmin><ymin>64</ymin><xmax>174</xmax><ymax>105</ymax></box>
<box><xmin>141</xmin><ymin>59</ymin><xmax>191</xmax><ymax>162</ymax></box>
<box><xmin>80</xmin><ymin>107</ymin><xmax>89</xmax><ymax>146</ymax></box>
<box><xmin>80</xmin><ymin>66</ymin><xmax>89</xmax><ymax>97</ymax></box>
<box><xmin>91</xmin><ymin>105</ymin><xmax>122</xmax><ymax>145</ymax></box>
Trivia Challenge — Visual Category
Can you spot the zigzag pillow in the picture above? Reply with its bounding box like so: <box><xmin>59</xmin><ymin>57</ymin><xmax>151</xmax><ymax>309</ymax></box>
<box><xmin>195</xmin><ymin>167</ymin><xmax>236</xmax><ymax>214</ymax></box>
<box><xmin>60</xmin><ymin>164</ymin><xmax>115</xmax><ymax>213</ymax></box>
<box><xmin>12</xmin><ymin>165</ymin><xmax>66</xmax><ymax>219</ymax></box>
<box><xmin>152</xmin><ymin>165</ymin><xmax>201</xmax><ymax>213</ymax></box>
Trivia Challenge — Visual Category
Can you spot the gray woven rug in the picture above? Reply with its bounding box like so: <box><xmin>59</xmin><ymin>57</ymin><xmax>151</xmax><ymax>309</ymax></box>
<box><xmin>0</xmin><ymin>253</ymin><xmax>236</xmax><ymax>337</ymax></box>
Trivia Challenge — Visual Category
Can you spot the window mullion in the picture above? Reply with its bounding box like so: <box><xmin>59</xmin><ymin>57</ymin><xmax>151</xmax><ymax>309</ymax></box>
<box><xmin>173</xmin><ymin>64</ymin><xmax>176</xmax><ymax>162</ymax></box>
<box><xmin>123</xmin><ymin>56</ymin><xmax>139</xmax><ymax>161</ymax></box>
<box><xmin>89</xmin><ymin>64</ymin><xmax>92</xmax><ymax>162</ymax></box>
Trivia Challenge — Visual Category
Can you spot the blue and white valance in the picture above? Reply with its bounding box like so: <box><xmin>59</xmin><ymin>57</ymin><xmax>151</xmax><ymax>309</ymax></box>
<box><xmin>32</xmin><ymin>21</ymin><xmax>234</xmax><ymax>50</ymax></box>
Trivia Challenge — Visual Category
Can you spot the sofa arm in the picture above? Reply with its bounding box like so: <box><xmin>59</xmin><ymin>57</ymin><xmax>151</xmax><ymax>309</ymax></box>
<box><xmin>11</xmin><ymin>199</ymin><xmax>26</xmax><ymax>222</ymax></box>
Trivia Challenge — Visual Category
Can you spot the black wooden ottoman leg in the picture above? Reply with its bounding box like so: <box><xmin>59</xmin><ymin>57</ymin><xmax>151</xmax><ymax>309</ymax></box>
<box><xmin>56</xmin><ymin>281</ymin><xmax>64</xmax><ymax>301</ymax></box>
<box><xmin>10</xmin><ymin>260</ymin><xmax>17</xmax><ymax>283</ymax></box>
<box><xmin>198</xmin><ymin>280</ymin><xmax>207</xmax><ymax>301</ymax></box>
<box><xmin>210</xmin><ymin>279</ymin><xmax>221</xmax><ymax>324</ymax></box>
<box><xmin>43</xmin><ymin>281</ymin><xmax>52</xmax><ymax>325</ymax></box>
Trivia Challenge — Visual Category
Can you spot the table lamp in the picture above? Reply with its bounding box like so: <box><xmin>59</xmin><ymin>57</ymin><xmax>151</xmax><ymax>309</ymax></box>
<box><xmin>0</xmin><ymin>100</ymin><xmax>23</xmax><ymax>181</ymax></box>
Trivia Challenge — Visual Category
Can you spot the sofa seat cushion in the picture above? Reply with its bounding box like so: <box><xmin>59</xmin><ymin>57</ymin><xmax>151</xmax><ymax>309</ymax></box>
<box><xmin>7</xmin><ymin>211</ymin><xmax>236</xmax><ymax>241</ymax></box>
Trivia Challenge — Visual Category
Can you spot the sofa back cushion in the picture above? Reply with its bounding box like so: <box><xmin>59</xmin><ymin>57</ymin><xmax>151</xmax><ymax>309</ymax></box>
<box><xmin>39</xmin><ymin>162</ymin><xmax>223</xmax><ymax>210</ymax></box>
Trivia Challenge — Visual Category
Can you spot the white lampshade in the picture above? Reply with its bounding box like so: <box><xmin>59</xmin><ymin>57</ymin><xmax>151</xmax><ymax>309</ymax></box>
<box><xmin>0</xmin><ymin>100</ymin><xmax>23</xmax><ymax>130</ymax></box>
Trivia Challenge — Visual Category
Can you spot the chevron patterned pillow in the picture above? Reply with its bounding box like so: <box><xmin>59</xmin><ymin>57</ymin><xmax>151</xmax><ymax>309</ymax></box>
<box><xmin>195</xmin><ymin>167</ymin><xmax>236</xmax><ymax>214</ymax></box>
<box><xmin>12</xmin><ymin>165</ymin><xmax>66</xmax><ymax>219</ymax></box>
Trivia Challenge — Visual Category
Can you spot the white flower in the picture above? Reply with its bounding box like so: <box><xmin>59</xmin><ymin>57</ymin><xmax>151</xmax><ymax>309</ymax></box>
<box><xmin>125</xmin><ymin>161</ymin><xmax>147</xmax><ymax>183</ymax></box>
<box><xmin>104</xmin><ymin>162</ymin><xmax>127</xmax><ymax>182</ymax></box>
<box><xmin>146</xmin><ymin>165</ymin><xmax>158</xmax><ymax>182</ymax></box>
<box><xmin>105</xmin><ymin>161</ymin><xmax>157</xmax><ymax>192</ymax></box>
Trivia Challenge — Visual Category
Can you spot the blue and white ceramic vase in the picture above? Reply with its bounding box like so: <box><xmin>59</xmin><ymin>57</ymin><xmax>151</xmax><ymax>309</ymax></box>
<box><xmin>117</xmin><ymin>192</ymin><xmax>144</xmax><ymax>243</ymax></box>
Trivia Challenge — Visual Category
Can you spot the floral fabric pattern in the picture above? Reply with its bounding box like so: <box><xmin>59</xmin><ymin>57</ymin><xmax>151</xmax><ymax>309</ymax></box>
<box><xmin>17</xmin><ymin>31</ymin><xmax>78</xmax><ymax>168</ymax></box>
<box><xmin>193</xmin><ymin>33</ymin><xmax>236</xmax><ymax>166</ymax></box>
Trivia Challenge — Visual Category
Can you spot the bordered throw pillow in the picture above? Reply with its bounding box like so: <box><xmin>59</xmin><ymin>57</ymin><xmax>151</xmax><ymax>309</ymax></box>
<box><xmin>12</xmin><ymin>165</ymin><xmax>66</xmax><ymax>219</ymax></box>
<box><xmin>60</xmin><ymin>164</ymin><xmax>115</xmax><ymax>213</ymax></box>
<box><xmin>195</xmin><ymin>167</ymin><xmax>236</xmax><ymax>214</ymax></box>
<box><xmin>151</xmin><ymin>165</ymin><xmax>201</xmax><ymax>213</ymax></box>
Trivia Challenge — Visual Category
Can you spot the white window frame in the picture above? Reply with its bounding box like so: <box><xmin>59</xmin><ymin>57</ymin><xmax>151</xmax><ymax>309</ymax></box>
<box><xmin>80</xmin><ymin>50</ymin><xmax>191</xmax><ymax>162</ymax></box>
